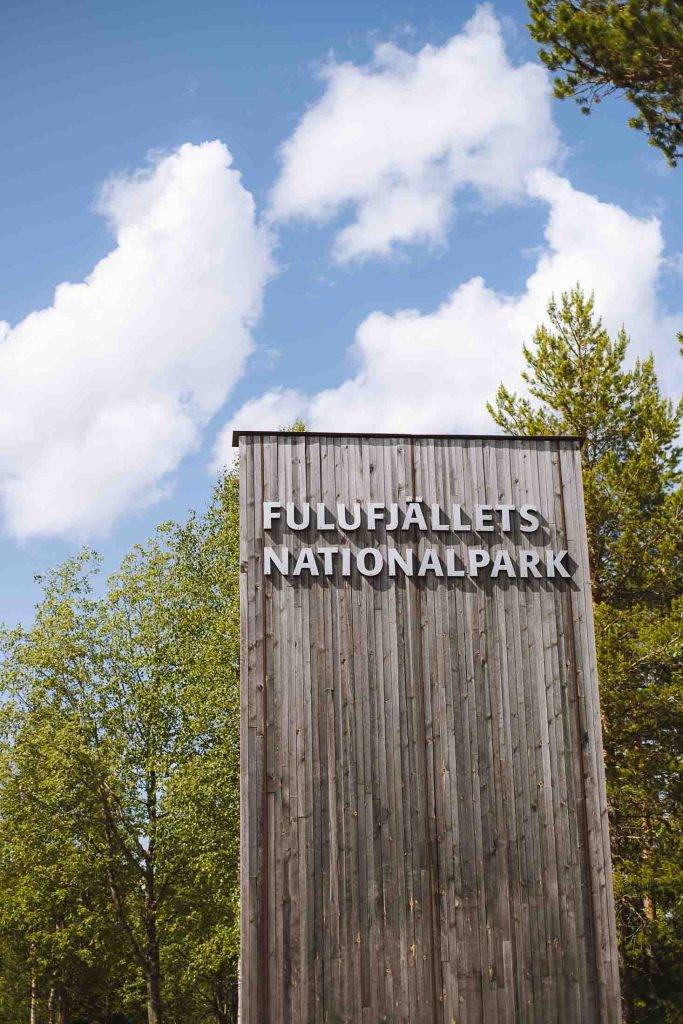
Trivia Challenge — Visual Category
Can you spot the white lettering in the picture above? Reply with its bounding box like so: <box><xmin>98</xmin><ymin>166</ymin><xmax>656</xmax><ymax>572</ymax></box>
<box><xmin>446</xmin><ymin>549</ymin><xmax>465</xmax><ymax>576</ymax></box>
<box><xmin>430</xmin><ymin>503</ymin><xmax>449</xmax><ymax>531</ymax></box>
<box><xmin>387</xmin><ymin>547</ymin><xmax>413</xmax><ymax>576</ymax></box>
<box><xmin>264</xmin><ymin>546</ymin><xmax>289</xmax><ymax>575</ymax></box>
<box><xmin>316</xmin><ymin>503</ymin><xmax>335</xmax><ymax>530</ymax></box>
<box><xmin>546</xmin><ymin>549</ymin><xmax>570</xmax><ymax>578</ymax></box>
<box><xmin>491</xmin><ymin>549</ymin><xmax>516</xmax><ymax>578</ymax></box>
<box><xmin>475</xmin><ymin>505</ymin><xmax>494</xmax><ymax>531</ymax></box>
<box><xmin>468</xmin><ymin>548</ymin><xmax>491</xmax><ymax>575</ymax></box>
<box><xmin>367</xmin><ymin>502</ymin><xmax>385</xmax><ymax>529</ymax></box>
<box><xmin>318</xmin><ymin>546</ymin><xmax>339</xmax><ymax>575</ymax></box>
<box><xmin>451</xmin><ymin>504</ymin><xmax>471</xmax><ymax>531</ymax></box>
<box><xmin>418</xmin><ymin>549</ymin><xmax>443</xmax><ymax>576</ymax></box>
<box><xmin>263</xmin><ymin>502</ymin><xmax>282</xmax><ymax>530</ymax></box>
<box><xmin>337</xmin><ymin>503</ymin><xmax>361</xmax><ymax>530</ymax></box>
<box><xmin>357</xmin><ymin>548</ymin><xmax>383</xmax><ymax>576</ymax></box>
<box><xmin>293</xmin><ymin>548</ymin><xmax>318</xmax><ymax>575</ymax></box>
<box><xmin>402</xmin><ymin>502</ymin><xmax>428</xmax><ymax>531</ymax></box>
<box><xmin>286</xmin><ymin>502</ymin><xmax>310</xmax><ymax>531</ymax></box>
<box><xmin>496</xmin><ymin>504</ymin><xmax>515</xmax><ymax>532</ymax></box>
<box><xmin>262</xmin><ymin>497</ymin><xmax>560</xmax><ymax>581</ymax></box>
<box><xmin>519</xmin><ymin>550</ymin><xmax>541</xmax><ymax>577</ymax></box>
<box><xmin>519</xmin><ymin>505</ymin><xmax>540</xmax><ymax>533</ymax></box>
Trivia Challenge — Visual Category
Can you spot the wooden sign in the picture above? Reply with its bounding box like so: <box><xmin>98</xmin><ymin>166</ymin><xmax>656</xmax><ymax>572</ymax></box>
<box><xmin>236</xmin><ymin>432</ymin><xmax>620</xmax><ymax>1024</ymax></box>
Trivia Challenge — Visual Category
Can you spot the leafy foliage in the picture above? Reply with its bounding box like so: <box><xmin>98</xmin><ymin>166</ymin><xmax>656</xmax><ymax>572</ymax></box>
<box><xmin>0</xmin><ymin>469</ymin><xmax>241</xmax><ymax>1024</ymax></box>
<box><xmin>490</xmin><ymin>285</ymin><xmax>683</xmax><ymax>1022</ymax></box>
<box><xmin>527</xmin><ymin>0</ymin><xmax>683</xmax><ymax>164</ymax></box>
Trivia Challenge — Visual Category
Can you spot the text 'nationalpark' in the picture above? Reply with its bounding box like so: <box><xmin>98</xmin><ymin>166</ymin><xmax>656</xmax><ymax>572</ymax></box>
<box><xmin>261</xmin><ymin>501</ymin><xmax>572</xmax><ymax>580</ymax></box>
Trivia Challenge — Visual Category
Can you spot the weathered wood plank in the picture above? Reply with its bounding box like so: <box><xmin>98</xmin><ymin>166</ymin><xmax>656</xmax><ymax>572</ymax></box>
<box><xmin>239</xmin><ymin>433</ymin><xmax>621</xmax><ymax>1024</ymax></box>
<box><xmin>451</xmin><ymin>438</ymin><xmax>485</xmax><ymax>1024</ymax></box>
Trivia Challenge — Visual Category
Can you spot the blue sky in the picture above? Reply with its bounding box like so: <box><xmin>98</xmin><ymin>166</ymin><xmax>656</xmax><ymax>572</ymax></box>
<box><xmin>1</xmin><ymin>0</ymin><xmax>681</xmax><ymax>626</ymax></box>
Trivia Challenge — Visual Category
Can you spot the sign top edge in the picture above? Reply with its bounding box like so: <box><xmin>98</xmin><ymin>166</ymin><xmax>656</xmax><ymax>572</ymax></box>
<box><xmin>232</xmin><ymin>430</ymin><xmax>584</xmax><ymax>447</ymax></box>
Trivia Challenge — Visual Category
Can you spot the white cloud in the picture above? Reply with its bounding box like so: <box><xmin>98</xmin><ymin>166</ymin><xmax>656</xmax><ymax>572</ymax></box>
<box><xmin>522</xmin><ymin>171</ymin><xmax>669</xmax><ymax>352</ymax></box>
<box><xmin>212</xmin><ymin>388</ymin><xmax>307</xmax><ymax>472</ymax></box>
<box><xmin>0</xmin><ymin>141</ymin><xmax>273</xmax><ymax>539</ymax></box>
<box><xmin>216</xmin><ymin>173</ymin><xmax>681</xmax><ymax>458</ymax></box>
<box><xmin>269</xmin><ymin>5</ymin><xmax>560</xmax><ymax>261</ymax></box>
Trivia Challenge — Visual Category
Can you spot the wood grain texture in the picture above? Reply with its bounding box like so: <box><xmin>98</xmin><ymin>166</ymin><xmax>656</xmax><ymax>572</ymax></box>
<box><xmin>239</xmin><ymin>434</ymin><xmax>620</xmax><ymax>1023</ymax></box>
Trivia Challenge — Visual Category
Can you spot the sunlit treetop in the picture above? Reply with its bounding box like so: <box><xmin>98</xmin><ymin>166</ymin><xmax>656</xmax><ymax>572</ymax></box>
<box><xmin>528</xmin><ymin>0</ymin><xmax>683</xmax><ymax>164</ymax></box>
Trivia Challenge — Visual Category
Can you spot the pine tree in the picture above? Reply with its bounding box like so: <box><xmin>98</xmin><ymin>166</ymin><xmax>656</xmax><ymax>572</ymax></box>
<box><xmin>527</xmin><ymin>0</ymin><xmax>683</xmax><ymax>165</ymax></box>
<box><xmin>489</xmin><ymin>286</ymin><xmax>683</xmax><ymax>1022</ymax></box>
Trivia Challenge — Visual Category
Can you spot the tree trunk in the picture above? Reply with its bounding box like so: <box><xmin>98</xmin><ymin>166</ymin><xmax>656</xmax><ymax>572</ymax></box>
<box><xmin>57</xmin><ymin>985</ymin><xmax>69</xmax><ymax>1024</ymax></box>
<box><xmin>146</xmin><ymin>967</ymin><xmax>163</xmax><ymax>1024</ymax></box>
<box><xmin>47</xmin><ymin>981</ymin><xmax>70</xmax><ymax>1024</ymax></box>
<box><xmin>143</xmin><ymin>861</ymin><xmax>163</xmax><ymax>1024</ymax></box>
<box><xmin>29</xmin><ymin>976</ymin><xmax>37</xmax><ymax>1024</ymax></box>
<box><xmin>144</xmin><ymin>769</ymin><xmax>163</xmax><ymax>1024</ymax></box>
<box><xmin>641</xmin><ymin>812</ymin><xmax>657</xmax><ymax>1004</ymax></box>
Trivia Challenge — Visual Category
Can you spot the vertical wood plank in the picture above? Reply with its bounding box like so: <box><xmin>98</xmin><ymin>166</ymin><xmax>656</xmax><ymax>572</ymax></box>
<box><xmin>239</xmin><ymin>433</ymin><xmax>621</xmax><ymax>1024</ymax></box>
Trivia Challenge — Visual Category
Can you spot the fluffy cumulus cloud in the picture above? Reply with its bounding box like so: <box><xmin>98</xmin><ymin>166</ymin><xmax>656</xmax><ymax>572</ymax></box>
<box><xmin>0</xmin><ymin>141</ymin><xmax>273</xmax><ymax>539</ymax></box>
<box><xmin>215</xmin><ymin>172</ymin><xmax>680</xmax><ymax>462</ymax></box>
<box><xmin>269</xmin><ymin>6</ymin><xmax>560</xmax><ymax>261</ymax></box>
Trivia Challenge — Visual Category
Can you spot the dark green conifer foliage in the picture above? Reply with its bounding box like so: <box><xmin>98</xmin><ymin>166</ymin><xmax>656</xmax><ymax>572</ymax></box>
<box><xmin>527</xmin><ymin>0</ymin><xmax>683</xmax><ymax>165</ymax></box>
<box><xmin>489</xmin><ymin>286</ymin><xmax>682</xmax><ymax>605</ymax></box>
<box><xmin>490</xmin><ymin>286</ymin><xmax>683</xmax><ymax>1022</ymax></box>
